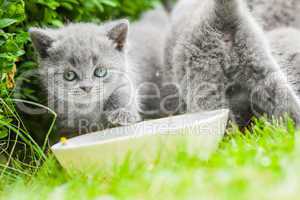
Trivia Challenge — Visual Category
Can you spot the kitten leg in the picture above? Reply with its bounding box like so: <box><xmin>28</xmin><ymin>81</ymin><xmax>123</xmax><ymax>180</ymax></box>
<box><xmin>105</xmin><ymin>85</ymin><xmax>142</xmax><ymax>126</ymax></box>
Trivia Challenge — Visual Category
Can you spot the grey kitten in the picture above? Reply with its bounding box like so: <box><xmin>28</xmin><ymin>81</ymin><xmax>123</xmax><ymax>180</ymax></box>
<box><xmin>29</xmin><ymin>8</ymin><xmax>168</xmax><ymax>136</ymax></box>
<box><xmin>162</xmin><ymin>0</ymin><xmax>300</xmax><ymax>127</ymax></box>
<box><xmin>268</xmin><ymin>28</ymin><xmax>300</xmax><ymax>96</ymax></box>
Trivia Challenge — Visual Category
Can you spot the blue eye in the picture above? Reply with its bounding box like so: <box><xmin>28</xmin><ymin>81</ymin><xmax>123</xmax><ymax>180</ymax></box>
<box><xmin>64</xmin><ymin>71</ymin><xmax>77</xmax><ymax>81</ymax></box>
<box><xmin>94</xmin><ymin>68</ymin><xmax>108</xmax><ymax>78</ymax></box>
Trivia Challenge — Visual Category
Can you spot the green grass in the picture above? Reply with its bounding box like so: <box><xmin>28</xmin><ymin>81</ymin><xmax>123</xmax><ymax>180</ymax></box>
<box><xmin>1</xmin><ymin>118</ymin><xmax>300</xmax><ymax>200</ymax></box>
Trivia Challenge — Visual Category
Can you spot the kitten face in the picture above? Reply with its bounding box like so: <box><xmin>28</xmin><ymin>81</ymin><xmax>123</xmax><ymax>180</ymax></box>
<box><xmin>45</xmin><ymin>36</ymin><xmax>125</xmax><ymax>106</ymax></box>
<box><xmin>30</xmin><ymin>21</ymin><xmax>129</xmax><ymax>107</ymax></box>
<box><xmin>28</xmin><ymin>20</ymin><xmax>142</xmax><ymax>133</ymax></box>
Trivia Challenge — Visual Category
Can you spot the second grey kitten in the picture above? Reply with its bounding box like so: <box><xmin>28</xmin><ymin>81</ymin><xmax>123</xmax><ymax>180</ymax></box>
<box><xmin>162</xmin><ymin>0</ymin><xmax>300</xmax><ymax>127</ymax></box>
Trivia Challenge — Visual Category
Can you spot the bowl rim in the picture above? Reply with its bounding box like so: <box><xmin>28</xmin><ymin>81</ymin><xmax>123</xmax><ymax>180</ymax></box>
<box><xmin>51</xmin><ymin>109</ymin><xmax>229</xmax><ymax>151</ymax></box>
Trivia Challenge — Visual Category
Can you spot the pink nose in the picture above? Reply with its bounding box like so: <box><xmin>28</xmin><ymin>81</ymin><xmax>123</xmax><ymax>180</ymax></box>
<box><xmin>80</xmin><ymin>86</ymin><xmax>93</xmax><ymax>93</ymax></box>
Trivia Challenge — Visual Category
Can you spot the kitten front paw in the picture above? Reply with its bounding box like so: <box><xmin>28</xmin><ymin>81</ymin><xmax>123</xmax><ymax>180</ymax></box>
<box><xmin>107</xmin><ymin>109</ymin><xmax>142</xmax><ymax>126</ymax></box>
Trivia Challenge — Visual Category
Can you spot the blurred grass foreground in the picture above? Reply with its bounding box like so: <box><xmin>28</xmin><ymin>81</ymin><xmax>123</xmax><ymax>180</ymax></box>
<box><xmin>1</xmin><ymin>118</ymin><xmax>300</xmax><ymax>199</ymax></box>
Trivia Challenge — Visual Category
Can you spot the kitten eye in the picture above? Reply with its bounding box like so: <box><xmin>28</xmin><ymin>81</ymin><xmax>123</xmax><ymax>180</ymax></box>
<box><xmin>94</xmin><ymin>68</ymin><xmax>108</xmax><ymax>78</ymax></box>
<box><xmin>63</xmin><ymin>71</ymin><xmax>77</xmax><ymax>81</ymax></box>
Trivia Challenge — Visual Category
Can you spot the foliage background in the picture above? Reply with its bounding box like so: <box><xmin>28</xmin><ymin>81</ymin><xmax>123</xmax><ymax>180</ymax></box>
<box><xmin>0</xmin><ymin>0</ymin><xmax>161</xmax><ymax>143</ymax></box>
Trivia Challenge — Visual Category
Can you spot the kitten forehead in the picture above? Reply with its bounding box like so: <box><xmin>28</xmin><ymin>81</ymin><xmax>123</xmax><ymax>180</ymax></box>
<box><xmin>53</xmin><ymin>21</ymin><xmax>129</xmax><ymax>44</ymax></box>
<box><xmin>52</xmin><ymin>23</ymin><xmax>113</xmax><ymax>52</ymax></box>
<box><xmin>45</xmin><ymin>23</ymin><xmax>126</xmax><ymax>69</ymax></box>
<box><xmin>56</xmin><ymin>23</ymin><xmax>109</xmax><ymax>38</ymax></box>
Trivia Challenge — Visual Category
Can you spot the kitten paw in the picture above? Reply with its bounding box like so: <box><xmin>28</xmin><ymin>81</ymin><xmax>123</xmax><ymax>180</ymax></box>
<box><xmin>107</xmin><ymin>109</ymin><xmax>142</xmax><ymax>126</ymax></box>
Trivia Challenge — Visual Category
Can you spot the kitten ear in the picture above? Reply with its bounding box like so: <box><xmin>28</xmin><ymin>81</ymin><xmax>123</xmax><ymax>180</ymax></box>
<box><xmin>107</xmin><ymin>20</ymin><xmax>129</xmax><ymax>51</ymax></box>
<box><xmin>29</xmin><ymin>28</ymin><xmax>54</xmax><ymax>58</ymax></box>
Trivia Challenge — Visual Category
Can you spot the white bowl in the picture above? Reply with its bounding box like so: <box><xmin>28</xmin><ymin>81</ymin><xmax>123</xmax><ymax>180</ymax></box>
<box><xmin>51</xmin><ymin>109</ymin><xmax>229</xmax><ymax>171</ymax></box>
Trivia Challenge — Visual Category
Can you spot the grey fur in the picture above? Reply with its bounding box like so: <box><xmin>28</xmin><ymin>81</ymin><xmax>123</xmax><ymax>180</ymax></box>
<box><xmin>268</xmin><ymin>28</ymin><xmax>300</xmax><ymax>97</ymax></box>
<box><xmin>29</xmin><ymin>8</ymin><xmax>169</xmax><ymax>135</ymax></box>
<box><xmin>163</xmin><ymin>0</ymin><xmax>300</xmax><ymax>127</ymax></box>
<box><xmin>247</xmin><ymin>0</ymin><xmax>300</xmax><ymax>31</ymax></box>
<box><xmin>130</xmin><ymin>7</ymin><xmax>170</xmax><ymax>117</ymax></box>
<box><xmin>168</xmin><ymin>0</ymin><xmax>300</xmax><ymax>31</ymax></box>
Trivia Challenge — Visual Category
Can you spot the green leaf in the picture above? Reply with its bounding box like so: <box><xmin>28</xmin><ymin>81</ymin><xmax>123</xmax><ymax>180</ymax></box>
<box><xmin>101</xmin><ymin>0</ymin><xmax>119</xmax><ymax>7</ymax></box>
<box><xmin>63</xmin><ymin>0</ymin><xmax>79</xmax><ymax>4</ymax></box>
<box><xmin>0</xmin><ymin>18</ymin><xmax>17</xmax><ymax>29</ymax></box>
<box><xmin>1</xmin><ymin>0</ymin><xmax>25</xmax><ymax>22</ymax></box>
<box><xmin>15</xmin><ymin>32</ymin><xmax>29</xmax><ymax>45</ymax></box>
<box><xmin>35</xmin><ymin>0</ymin><xmax>60</xmax><ymax>10</ymax></box>
<box><xmin>51</xmin><ymin>20</ymin><xmax>64</xmax><ymax>27</ymax></box>
<box><xmin>60</xmin><ymin>2</ymin><xmax>74</xmax><ymax>10</ymax></box>
<box><xmin>15</xmin><ymin>49</ymin><xmax>25</xmax><ymax>57</ymax></box>
<box><xmin>0</xmin><ymin>129</ymin><xmax>8</xmax><ymax>139</ymax></box>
